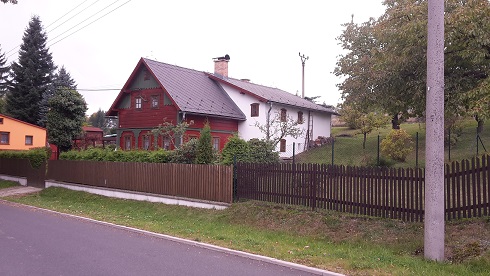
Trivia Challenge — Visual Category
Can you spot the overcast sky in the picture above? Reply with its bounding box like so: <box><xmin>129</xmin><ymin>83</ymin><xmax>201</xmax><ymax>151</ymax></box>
<box><xmin>0</xmin><ymin>0</ymin><xmax>386</xmax><ymax>115</ymax></box>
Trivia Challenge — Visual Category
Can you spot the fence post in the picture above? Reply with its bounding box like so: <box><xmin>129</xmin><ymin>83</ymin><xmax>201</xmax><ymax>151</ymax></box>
<box><xmin>377</xmin><ymin>134</ymin><xmax>380</xmax><ymax>166</ymax></box>
<box><xmin>416</xmin><ymin>132</ymin><xmax>419</xmax><ymax>167</ymax></box>
<box><xmin>478</xmin><ymin>135</ymin><xmax>487</xmax><ymax>153</ymax></box>
<box><xmin>477</xmin><ymin>133</ymin><xmax>479</xmax><ymax>156</ymax></box>
<box><xmin>292</xmin><ymin>142</ymin><xmax>295</xmax><ymax>165</ymax></box>
<box><xmin>448</xmin><ymin>129</ymin><xmax>451</xmax><ymax>162</ymax></box>
<box><xmin>233</xmin><ymin>154</ymin><xmax>237</xmax><ymax>202</ymax></box>
<box><xmin>331</xmin><ymin>137</ymin><xmax>334</xmax><ymax>166</ymax></box>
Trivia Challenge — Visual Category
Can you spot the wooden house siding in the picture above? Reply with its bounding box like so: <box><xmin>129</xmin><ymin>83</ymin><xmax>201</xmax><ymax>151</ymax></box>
<box><xmin>118</xmin><ymin>88</ymin><xmax>179</xmax><ymax>129</ymax></box>
<box><xmin>185</xmin><ymin>115</ymin><xmax>238</xmax><ymax>132</ymax></box>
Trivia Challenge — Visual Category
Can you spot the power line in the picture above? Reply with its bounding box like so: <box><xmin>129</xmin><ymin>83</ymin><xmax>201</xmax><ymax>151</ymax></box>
<box><xmin>5</xmin><ymin>0</ymin><xmax>91</xmax><ymax>56</ymax></box>
<box><xmin>47</xmin><ymin>0</ymin><xmax>100</xmax><ymax>34</ymax></box>
<box><xmin>48</xmin><ymin>0</ymin><xmax>131</xmax><ymax>48</ymax></box>
<box><xmin>78</xmin><ymin>88</ymin><xmax>120</xmax><ymax>91</ymax></box>
<box><xmin>6</xmin><ymin>0</ymin><xmax>131</xmax><ymax>60</ymax></box>
<box><xmin>45</xmin><ymin>0</ymin><xmax>91</xmax><ymax>30</ymax></box>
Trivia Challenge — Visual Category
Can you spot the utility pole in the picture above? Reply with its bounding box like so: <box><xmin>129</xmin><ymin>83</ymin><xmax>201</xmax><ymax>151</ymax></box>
<box><xmin>299</xmin><ymin>52</ymin><xmax>308</xmax><ymax>99</ymax></box>
<box><xmin>425</xmin><ymin>0</ymin><xmax>445</xmax><ymax>261</ymax></box>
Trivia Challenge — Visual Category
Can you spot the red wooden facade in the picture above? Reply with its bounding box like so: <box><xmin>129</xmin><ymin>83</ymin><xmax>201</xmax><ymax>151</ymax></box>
<box><xmin>110</xmin><ymin>61</ymin><xmax>240</xmax><ymax>151</ymax></box>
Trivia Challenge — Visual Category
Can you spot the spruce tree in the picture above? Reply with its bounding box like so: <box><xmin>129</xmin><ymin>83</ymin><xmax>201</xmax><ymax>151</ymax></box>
<box><xmin>6</xmin><ymin>16</ymin><xmax>55</xmax><ymax>125</ymax></box>
<box><xmin>38</xmin><ymin>66</ymin><xmax>77</xmax><ymax>127</ymax></box>
<box><xmin>0</xmin><ymin>45</ymin><xmax>8</xmax><ymax>97</ymax></box>
<box><xmin>196</xmin><ymin>122</ymin><xmax>214</xmax><ymax>164</ymax></box>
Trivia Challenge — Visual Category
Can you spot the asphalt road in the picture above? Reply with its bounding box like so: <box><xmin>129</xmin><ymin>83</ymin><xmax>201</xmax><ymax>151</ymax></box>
<box><xmin>0</xmin><ymin>201</ymin><xmax>325</xmax><ymax>276</ymax></box>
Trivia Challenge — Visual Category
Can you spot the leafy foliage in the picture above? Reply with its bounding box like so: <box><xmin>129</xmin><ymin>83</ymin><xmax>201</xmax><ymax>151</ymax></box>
<box><xmin>0</xmin><ymin>147</ymin><xmax>50</xmax><ymax>168</ymax></box>
<box><xmin>169</xmin><ymin>139</ymin><xmax>199</xmax><ymax>164</ymax></box>
<box><xmin>60</xmin><ymin>147</ymin><xmax>172</xmax><ymax>163</ymax></box>
<box><xmin>335</xmin><ymin>0</ymin><xmax>490</xmax><ymax>126</ymax></box>
<box><xmin>247</xmin><ymin>138</ymin><xmax>279</xmax><ymax>163</ymax></box>
<box><xmin>255</xmin><ymin>111</ymin><xmax>304</xmax><ymax>148</ymax></box>
<box><xmin>6</xmin><ymin>16</ymin><xmax>55</xmax><ymax>125</ymax></box>
<box><xmin>380</xmin><ymin>129</ymin><xmax>414</xmax><ymax>162</ymax></box>
<box><xmin>87</xmin><ymin>109</ymin><xmax>116</xmax><ymax>134</ymax></box>
<box><xmin>151</xmin><ymin>118</ymin><xmax>194</xmax><ymax>149</ymax></box>
<box><xmin>47</xmin><ymin>88</ymin><xmax>87</xmax><ymax>152</ymax></box>
<box><xmin>221</xmin><ymin>134</ymin><xmax>250</xmax><ymax>165</ymax></box>
<box><xmin>38</xmin><ymin>66</ymin><xmax>77</xmax><ymax>127</ymax></box>
<box><xmin>195</xmin><ymin>122</ymin><xmax>214</xmax><ymax>164</ymax></box>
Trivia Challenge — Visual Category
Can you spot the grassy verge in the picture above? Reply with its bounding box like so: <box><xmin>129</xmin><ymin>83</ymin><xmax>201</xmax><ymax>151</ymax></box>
<box><xmin>6</xmin><ymin>187</ymin><xmax>490</xmax><ymax>275</ymax></box>
<box><xmin>0</xmin><ymin>180</ymin><xmax>20</xmax><ymax>189</ymax></box>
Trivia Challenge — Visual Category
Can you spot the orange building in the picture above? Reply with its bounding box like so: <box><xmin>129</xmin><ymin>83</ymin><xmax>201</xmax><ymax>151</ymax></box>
<box><xmin>0</xmin><ymin>113</ymin><xmax>47</xmax><ymax>150</ymax></box>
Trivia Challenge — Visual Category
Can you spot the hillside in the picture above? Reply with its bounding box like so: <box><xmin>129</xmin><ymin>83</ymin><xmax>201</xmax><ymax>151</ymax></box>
<box><xmin>296</xmin><ymin>119</ymin><xmax>490</xmax><ymax>168</ymax></box>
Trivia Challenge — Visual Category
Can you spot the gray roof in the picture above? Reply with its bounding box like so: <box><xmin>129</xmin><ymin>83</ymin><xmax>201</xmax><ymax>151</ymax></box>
<box><xmin>143</xmin><ymin>58</ymin><xmax>246</xmax><ymax>120</ymax></box>
<box><xmin>213</xmin><ymin>75</ymin><xmax>337</xmax><ymax>114</ymax></box>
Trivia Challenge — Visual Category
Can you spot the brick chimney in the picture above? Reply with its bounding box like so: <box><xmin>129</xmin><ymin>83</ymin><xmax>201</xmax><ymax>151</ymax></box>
<box><xmin>213</xmin><ymin>54</ymin><xmax>230</xmax><ymax>77</ymax></box>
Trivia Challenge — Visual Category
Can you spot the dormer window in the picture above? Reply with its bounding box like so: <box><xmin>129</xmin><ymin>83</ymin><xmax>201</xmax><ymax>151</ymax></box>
<box><xmin>135</xmin><ymin>97</ymin><xmax>142</xmax><ymax>109</ymax></box>
<box><xmin>251</xmin><ymin>103</ymin><xmax>259</xmax><ymax>117</ymax></box>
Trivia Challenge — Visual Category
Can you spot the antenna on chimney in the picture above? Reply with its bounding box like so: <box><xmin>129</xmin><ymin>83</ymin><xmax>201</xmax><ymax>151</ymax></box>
<box><xmin>299</xmin><ymin>52</ymin><xmax>309</xmax><ymax>99</ymax></box>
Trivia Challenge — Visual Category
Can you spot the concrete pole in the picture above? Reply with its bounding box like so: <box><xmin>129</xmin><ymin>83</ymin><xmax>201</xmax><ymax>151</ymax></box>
<box><xmin>425</xmin><ymin>0</ymin><xmax>445</xmax><ymax>261</ymax></box>
<box><xmin>299</xmin><ymin>52</ymin><xmax>308</xmax><ymax>98</ymax></box>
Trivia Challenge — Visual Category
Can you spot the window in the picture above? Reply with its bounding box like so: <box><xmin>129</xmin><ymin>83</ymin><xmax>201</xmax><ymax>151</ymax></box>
<box><xmin>135</xmin><ymin>97</ymin><xmax>142</xmax><ymax>109</ymax></box>
<box><xmin>280</xmin><ymin>139</ymin><xmax>286</xmax><ymax>152</ymax></box>
<box><xmin>0</xmin><ymin>118</ymin><xmax>3</xmax><ymax>124</ymax></box>
<box><xmin>212</xmin><ymin>137</ymin><xmax>220</xmax><ymax>151</ymax></box>
<box><xmin>189</xmin><ymin>135</ymin><xmax>198</xmax><ymax>142</ymax></box>
<box><xmin>142</xmin><ymin>135</ymin><xmax>150</xmax><ymax>150</ymax></box>
<box><xmin>163</xmin><ymin>137</ymin><xmax>170</xmax><ymax>150</ymax></box>
<box><xmin>25</xmin><ymin>135</ymin><xmax>33</xmax><ymax>145</ymax></box>
<box><xmin>124</xmin><ymin>136</ymin><xmax>131</xmax><ymax>150</ymax></box>
<box><xmin>151</xmin><ymin>95</ymin><xmax>159</xmax><ymax>108</ymax></box>
<box><xmin>297</xmin><ymin>111</ymin><xmax>304</xmax><ymax>124</ymax></box>
<box><xmin>280</xmin><ymin>108</ymin><xmax>287</xmax><ymax>122</ymax></box>
<box><xmin>0</xmin><ymin>132</ymin><xmax>9</xmax><ymax>145</ymax></box>
<box><xmin>251</xmin><ymin>103</ymin><xmax>259</xmax><ymax>117</ymax></box>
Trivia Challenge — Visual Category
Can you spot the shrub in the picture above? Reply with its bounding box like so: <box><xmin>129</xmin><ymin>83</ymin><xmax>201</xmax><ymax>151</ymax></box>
<box><xmin>380</xmin><ymin>129</ymin><xmax>414</xmax><ymax>162</ymax></box>
<box><xmin>221</xmin><ymin>134</ymin><xmax>249</xmax><ymax>165</ymax></box>
<box><xmin>0</xmin><ymin>147</ymin><xmax>49</xmax><ymax>168</ymax></box>
<box><xmin>169</xmin><ymin>139</ymin><xmax>199</xmax><ymax>164</ymax></box>
<box><xmin>247</xmin><ymin>138</ymin><xmax>279</xmax><ymax>163</ymax></box>
<box><xmin>196</xmin><ymin>122</ymin><xmax>214</xmax><ymax>164</ymax></box>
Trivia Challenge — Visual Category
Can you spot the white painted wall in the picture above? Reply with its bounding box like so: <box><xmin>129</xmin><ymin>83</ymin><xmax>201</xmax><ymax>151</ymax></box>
<box><xmin>221</xmin><ymin>84</ymin><xmax>332</xmax><ymax>158</ymax></box>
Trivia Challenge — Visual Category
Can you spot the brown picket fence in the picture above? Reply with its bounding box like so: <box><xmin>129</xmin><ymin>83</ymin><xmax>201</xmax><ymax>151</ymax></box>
<box><xmin>46</xmin><ymin>160</ymin><xmax>233</xmax><ymax>203</ymax></box>
<box><xmin>235</xmin><ymin>155</ymin><xmax>490</xmax><ymax>222</ymax></box>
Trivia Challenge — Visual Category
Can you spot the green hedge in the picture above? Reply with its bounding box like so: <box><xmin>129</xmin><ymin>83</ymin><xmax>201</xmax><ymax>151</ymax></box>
<box><xmin>60</xmin><ymin>148</ymin><xmax>172</xmax><ymax>163</ymax></box>
<box><xmin>0</xmin><ymin>147</ymin><xmax>50</xmax><ymax>168</ymax></box>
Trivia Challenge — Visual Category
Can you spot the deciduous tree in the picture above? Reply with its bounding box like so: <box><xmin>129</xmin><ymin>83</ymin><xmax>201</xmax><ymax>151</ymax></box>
<box><xmin>38</xmin><ymin>66</ymin><xmax>77</xmax><ymax>127</ymax></box>
<box><xmin>47</xmin><ymin>89</ymin><xmax>87</xmax><ymax>153</ymax></box>
<box><xmin>335</xmin><ymin>0</ymin><xmax>490</xmax><ymax>130</ymax></box>
<box><xmin>255</xmin><ymin>111</ymin><xmax>304</xmax><ymax>149</ymax></box>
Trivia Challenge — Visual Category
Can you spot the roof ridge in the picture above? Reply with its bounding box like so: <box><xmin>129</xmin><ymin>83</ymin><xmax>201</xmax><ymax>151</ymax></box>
<box><xmin>143</xmin><ymin>57</ymin><xmax>206</xmax><ymax>75</ymax></box>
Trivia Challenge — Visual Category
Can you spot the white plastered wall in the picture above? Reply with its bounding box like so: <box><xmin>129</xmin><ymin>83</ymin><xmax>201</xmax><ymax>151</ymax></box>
<box><xmin>221</xmin><ymin>84</ymin><xmax>331</xmax><ymax>158</ymax></box>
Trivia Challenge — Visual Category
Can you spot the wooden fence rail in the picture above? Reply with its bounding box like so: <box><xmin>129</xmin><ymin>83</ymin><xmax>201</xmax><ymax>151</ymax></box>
<box><xmin>235</xmin><ymin>155</ymin><xmax>490</xmax><ymax>222</ymax></box>
<box><xmin>0</xmin><ymin>158</ymin><xmax>46</xmax><ymax>188</ymax></box>
<box><xmin>46</xmin><ymin>160</ymin><xmax>233</xmax><ymax>203</ymax></box>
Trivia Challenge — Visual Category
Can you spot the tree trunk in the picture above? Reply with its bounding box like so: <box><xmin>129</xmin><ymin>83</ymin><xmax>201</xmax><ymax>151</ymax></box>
<box><xmin>476</xmin><ymin>116</ymin><xmax>484</xmax><ymax>134</ymax></box>
<box><xmin>391</xmin><ymin>113</ymin><xmax>400</xmax><ymax>129</ymax></box>
<box><xmin>363</xmin><ymin>133</ymin><xmax>367</xmax><ymax>149</ymax></box>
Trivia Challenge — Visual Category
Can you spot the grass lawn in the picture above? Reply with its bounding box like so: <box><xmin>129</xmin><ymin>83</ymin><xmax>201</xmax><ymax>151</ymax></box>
<box><xmin>6</xmin><ymin>187</ymin><xmax>490</xmax><ymax>276</ymax></box>
<box><xmin>0</xmin><ymin>180</ymin><xmax>20</xmax><ymax>189</ymax></box>
<box><xmin>297</xmin><ymin>119</ymin><xmax>490</xmax><ymax>168</ymax></box>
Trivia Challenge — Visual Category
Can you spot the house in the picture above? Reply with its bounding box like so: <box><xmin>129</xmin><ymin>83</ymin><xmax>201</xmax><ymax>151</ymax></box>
<box><xmin>73</xmin><ymin>126</ymin><xmax>104</xmax><ymax>149</ymax></box>
<box><xmin>0</xmin><ymin>113</ymin><xmax>47</xmax><ymax>150</ymax></box>
<box><xmin>107</xmin><ymin>56</ymin><xmax>337</xmax><ymax>157</ymax></box>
